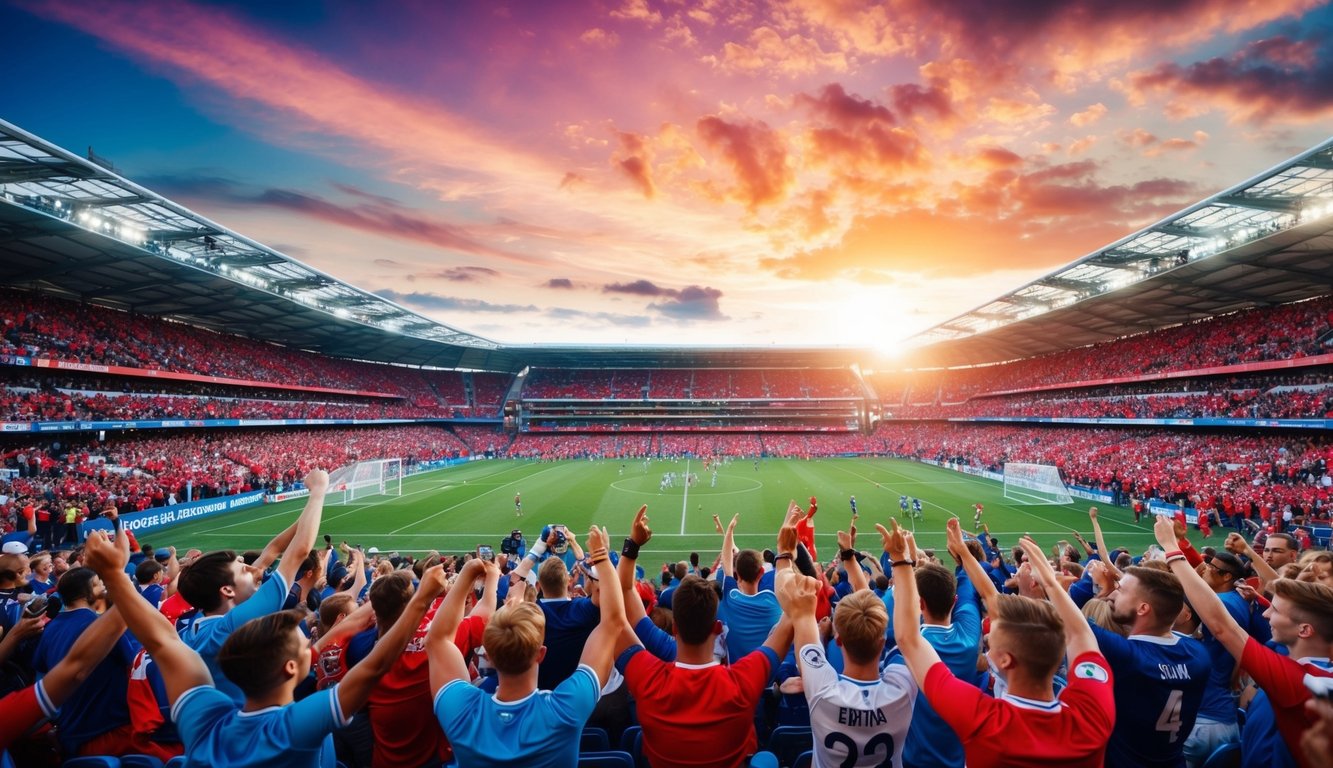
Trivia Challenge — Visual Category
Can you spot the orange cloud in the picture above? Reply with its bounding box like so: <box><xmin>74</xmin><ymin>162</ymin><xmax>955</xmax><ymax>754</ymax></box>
<box><xmin>695</xmin><ymin>115</ymin><xmax>793</xmax><ymax>210</ymax></box>
<box><xmin>1070</xmin><ymin>103</ymin><xmax>1108</xmax><ymax>127</ymax></box>
<box><xmin>703</xmin><ymin>26</ymin><xmax>848</xmax><ymax>76</ymax></box>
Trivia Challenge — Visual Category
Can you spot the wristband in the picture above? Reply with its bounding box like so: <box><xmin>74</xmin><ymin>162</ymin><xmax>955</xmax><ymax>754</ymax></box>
<box><xmin>1165</xmin><ymin>555</ymin><xmax>1187</xmax><ymax>565</ymax></box>
<box><xmin>891</xmin><ymin>560</ymin><xmax>913</xmax><ymax>569</ymax></box>
<box><xmin>588</xmin><ymin>548</ymin><xmax>609</xmax><ymax>566</ymax></box>
<box><xmin>1163</xmin><ymin>550</ymin><xmax>1183</xmax><ymax>560</ymax></box>
<box><xmin>773</xmin><ymin>553</ymin><xmax>793</xmax><ymax>563</ymax></box>
<box><xmin>840</xmin><ymin>548</ymin><xmax>857</xmax><ymax>562</ymax></box>
<box><xmin>621</xmin><ymin>538</ymin><xmax>641</xmax><ymax>560</ymax></box>
<box><xmin>529</xmin><ymin>540</ymin><xmax>548</xmax><ymax>559</ymax></box>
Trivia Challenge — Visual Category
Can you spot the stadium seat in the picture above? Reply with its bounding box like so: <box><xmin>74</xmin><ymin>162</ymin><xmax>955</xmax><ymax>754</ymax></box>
<box><xmin>765</xmin><ymin>726</ymin><xmax>812</xmax><ymax>768</ymax></box>
<box><xmin>747</xmin><ymin>751</ymin><xmax>778</xmax><ymax>768</ymax></box>
<box><xmin>164</xmin><ymin>759</ymin><xmax>186</xmax><ymax>768</ymax></box>
<box><xmin>119</xmin><ymin>757</ymin><xmax>165</xmax><ymax>768</ymax></box>
<box><xmin>61</xmin><ymin>758</ymin><xmax>120</xmax><ymax>768</ymax></box>
<box><xmin>581</xmin><ymin>726</ymin><xmax>611</xmax><ymax>752</ymax></box>
<box><xmin>578</xmin><ymin>751</ymin><xmax>636</xmax><ymax>768</ymax></box>
<box><xmin>792</xmin><ymin>751</ymin><xmax>812</xmax><ymax>768</ymax></box>
<box><xmin>1236</xmin><ymin>706</ymin><xmax>1246</xmax><ymax>727</ymax></box>
<box><xmin>619</xmin><ymin>725</ymin><xmax>641</xmax><ymax>754</ymax></box>
<box><xmin>1201</xmin><ymin>743</ymin><xmax>1241</xmax><ymax>768</ymax></box>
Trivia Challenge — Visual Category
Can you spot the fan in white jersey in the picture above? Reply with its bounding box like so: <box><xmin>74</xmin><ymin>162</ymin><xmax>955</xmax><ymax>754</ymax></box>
<box><xmin>776</xmin><ymin>531</ymin><xmax>916</xmax><ymax>767</ymax></box>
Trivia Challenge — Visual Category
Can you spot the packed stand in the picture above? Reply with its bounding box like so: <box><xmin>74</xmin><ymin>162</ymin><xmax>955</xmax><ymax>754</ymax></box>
<box><xmin>4</xmin><ymin>477</ymin><xmax>1329</xmax><ymax>768</ymax></box>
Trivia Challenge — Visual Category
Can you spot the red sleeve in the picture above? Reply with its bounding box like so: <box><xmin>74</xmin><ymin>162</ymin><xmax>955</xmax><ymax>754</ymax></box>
<box><xmin>731</xmin><ymin>648</ymin><xmax>778</xmax><ymax>708</ymax></box>
<box><xmin>453</xmin><ymin>614</ymin><xmax>487</xmax><ymax>656</ymax></box>
<box><xmin>0</xmin><ymin>685</ymin><xmax>48</xmax><ymax>751</ymax></box>
<box><xmin>1177</xmin><ymin>538</ymin><xmax>1203</xmax><ymax>568</ymax></box>
<box><xmin>1241</xmin><ymin>637</ymin><xmax>1310</xmax><ymax>709</ymax></box>
<box><xmin>1061</xmin><ymin>652</ymin><xmax>1116</xmax><ymax>735</ymax></box>
<box><xmin>923</xmin><ymin>661</ymin><xmax>990</xmax><ymax>741</ymax></box>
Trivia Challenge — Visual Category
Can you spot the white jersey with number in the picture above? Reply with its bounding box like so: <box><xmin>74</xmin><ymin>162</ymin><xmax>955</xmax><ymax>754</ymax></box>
<box><xmin>799</xmin><ymin>643</ymin><xmax>916</xmax><ymax>768</ymax></box>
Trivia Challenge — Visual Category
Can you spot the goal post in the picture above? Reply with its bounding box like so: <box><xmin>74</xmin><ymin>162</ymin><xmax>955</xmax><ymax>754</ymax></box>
<box><xmin>1003</xmin><ymin>462</ymin><xmax>1073</xmax><ymax>505</ymax></box>
<box><xmin>329</xmin><ymin>458</ymin><xmax>403</xmax><ymax>504</ymax></box>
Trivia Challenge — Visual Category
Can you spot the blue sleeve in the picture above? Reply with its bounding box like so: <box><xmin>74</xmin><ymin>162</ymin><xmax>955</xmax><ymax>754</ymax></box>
<box><xmin>881</xmin><ymin>587</ymin><xmax>897</xmax><ymax>649</ymax></box>
<box><xmin>221</xmin><ymin>571</ymin><xmax>289</xmax><ymax>635</ymax></box>
<box><xmin>1088</xmin><ymin>622</ymin><xmax>1134</xmax><ymax>666</ymax></box>
<box><xmin>879</xmin><ymin>551</ymin><xmax>891</xmax><ymax>575</ymax></box>
<box><xmin>1068</xmin><ymin>572</ymin><xmax>1096</xmax><ymax>608</ymax></box>
<box><xmin>282</xmin><ymin>686</ymin><xmax>349</xmax><ymax>748</ymax></box>
<box><xmin>615</xmin><ymin>644</ymin><xmax>645</xmax><ymax>675</ymax></box>
<box><xmin>171</xmin><ymin>685</ymin><xmax>236</xmax><ymax>751</ymax></box>
<box><xmin>952</xmin><ymin>571</ymin><xmax>982</xmax><ymax>643</ymax></box>
<box><xmin>434</xmin><ymin>680</ymin><xmax>480</xmax><ymax>736</ymax></box>
<box><xmin>114</xmin><ymin>630</ymin><xmax>141</xmax><ymax>666</ymax></box>
<box><xmin>633</xmin><ymin>616</ymin><xmax>677</xmax><ymax>662</ymax></box>
<box><xmin>550</xmin><ymin>665</ymin><xmax>601</xmax><ymax>725</ymax></box>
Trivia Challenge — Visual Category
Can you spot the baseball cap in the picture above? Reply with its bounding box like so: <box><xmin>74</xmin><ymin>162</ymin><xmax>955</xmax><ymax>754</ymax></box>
<box><xmin>1</xmin><ymin>541</ymin><xmax>28</xmax><ymax>555</ymax></box>
<box><xmin>367</xmin><ymin>546</ymin><xmax>380</xmax><ymax>555</ymax></box>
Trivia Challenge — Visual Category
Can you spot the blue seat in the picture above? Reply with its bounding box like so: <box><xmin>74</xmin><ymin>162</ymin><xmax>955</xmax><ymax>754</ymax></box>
<box><xmin>61</xmin><ymin>759</ymin><xmax>120</xmax><ymax>768</ymax></box>
<box><xmin>164</xmin><ymin>758</ymin><xmax>186</xmax><ymax>768</ymax></box>
<box><xmin>619</xmin><ymin>725</ymin><xmax>641</xmax><ymax>754</ymax></box>
<box><xmin>1202</xmin><ymin>742</ymin><xmax>1241</xmax><ymax>768</ymax></box>
<box><xmin>581</xmin><ymin>726</ymin><xmax>611</xmax><ymax>753</ymax></box>
<box><xmin>120</xmin><ymin>757</ymin><xmax>165</xmax><ymax>768</ymax></box>
<box><xmin>747</xmin><ymin>751</ymin><xmax>778</xmax><ymax>768</ymax></box>
<box><xmin>766</xmin><ymin>726</ymin><xmax>813</xmax><ymax>768</ymax></box>
<box><xmin>579</xmin><ymin>751</ymin><xmax>636</xmax><ymax>768</ymax></box>
<box><xmin>793</xmin><ymin>751</ymin><xmax>812</xmax><ymax>768</ymax></box>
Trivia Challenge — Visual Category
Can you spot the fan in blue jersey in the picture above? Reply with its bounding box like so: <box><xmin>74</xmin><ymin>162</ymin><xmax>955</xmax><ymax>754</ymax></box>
<box><xmin>79</xmin><ymin>511</ymin><xmax>450</xmax><ymax>768</ymax></box>
<box><xmin>1089</xmin><ymin>561</ymin><xmax>1211</xmax><ymax>768</ymax></box>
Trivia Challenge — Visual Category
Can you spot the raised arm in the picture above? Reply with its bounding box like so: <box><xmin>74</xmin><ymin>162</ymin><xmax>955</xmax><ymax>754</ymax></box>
<box><xmin>1154</xmin><ymin>515</ymin><xmax>1248</xmax><ymax>659</ymax></box>
<box><xmin>617</xmin><ymin>506</ymin><xmax>652</xmax><ymax>631</ymax></box>
<box><xmin>880</xmin><ymin>519</ymin><xmax>941</xmax><ymax>685</ymax></box>
<box><xmin>467</xmin><ymin>559</ymin><xmax>502</xmax><ymax>623</ymax></box>
<box><xmin>341</xmin><ymin>563</ymin><xmax>445</xmax><ymax>715</ymax></box>
<box><xmin>837</xmin><ymin>528</ymin><xmax>869</xmax><ymax>593</ymax></box>
<box><xmin>777</xmin><ymin>571</ymin><xmax>822</xmax><ymax>654</ymax></box>
<box><xmin>82</xmin><ymin>528</ymin><xmax>211</xmax><ymax>704</ymax></box>
<box><xmin>337</xmin><ymin>548</ymin><xmax>368</xmax><ymax>599</ymax></box>
<box><xmin>428</xmin><ymin>559</ymin><xmax>488</xmax><ymax>696</ymax></box>
<box><xmin>1086</xmin><ymin>507</ymin><xmax>1120</xmax><ymax>578</ymax></box>
<box><xmin>270</xmin><ymin>469</ymin><xmax>328</xmax><ymax>586</ymax></box>
<box><xmin>313</xmin><ymin>601</ymin><xmax>375</xmax><ymax>653</ymax></box>
<box><xmin>578</xmin><ymin>525</ymin><xmax>629</xmax><ymax>686</ymax></box>
<box><xmin>947</xmin><ymin>518</ymin><xmax>1000</xmax><ymax>615</ymax></box>
<box><xmin>719</xmin><ymin>514</ymin><xmax>739</xmax><ymax>580</ymax></box>
<box><xmin>1226</xmin><ymin>532</ymin><xmax>1279</xmax><ymax>588</ymax></box>
<box><xmin>1017</xmin><ymin>538</ymin><xmax>1098</xmax><ymax>659</ymax></box>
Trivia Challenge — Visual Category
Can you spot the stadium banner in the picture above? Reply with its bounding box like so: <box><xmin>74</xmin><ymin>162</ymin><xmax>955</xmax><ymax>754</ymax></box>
<box><xmin>79</xmin><ymin>490</ymin><xmax>267</xmax><ymax>537</ymax></box>
<box><xmin>0</xmin><ymin>354</ymin><xmax>400</xmax><ymax>399</ymax></box>
<box><xmin>921</xmin><ymin>460</ymin><xmax>1116</xmax><ymax>505</ymax></box>
<box><xmin>4</xmin><ymin>417</ymin><xmax>423</xmax><ymax>433</ymax></box>
<box><xmin>266</xmin><ymin>489</ymin><xmax>312</xmax><ymax>503</ymax></box>
<box><xmin>1148</xmin><ymin>500</ymin><xmax>1198</xmax><ymax>524</ymax></box>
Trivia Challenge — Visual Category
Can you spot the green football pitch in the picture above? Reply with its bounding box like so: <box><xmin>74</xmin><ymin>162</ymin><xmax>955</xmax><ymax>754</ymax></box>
<box><xmin>152</xmin><ymin>457</ymin><xmax>1163</xmax><ymax>563</ymax></box>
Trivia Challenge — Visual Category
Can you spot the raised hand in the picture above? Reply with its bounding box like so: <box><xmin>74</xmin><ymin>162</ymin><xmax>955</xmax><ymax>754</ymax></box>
<box><xmin>875</xmin><ymin>518</ymin><xmax>909</xmax><ymax>562</ymax></box>
<box><xmin>785</xmin><ymin>500</ymin><xmax>802</xmax><ymax>528</ymax></box>
<box><xmin>777</xmin><ymin>522</ymin><xmax>798</xmax><ymax>555</ymax></box>
<box><xmin>836</xmin><ymin>529</ymin><xmax>854</xmax><ymax>551</ymax></box>
<box><xmin>417</xmin><ymin>563</ymin><xmax>448</xmax><ymax>600</ymax></box>
<box><xmin>1018</xmin><ymin>537</ymin><xmax>1060</xmax><ymax>588</ymax></box>
<box><xmin>777</xmin><ymin>572</ymin><xmax>820</xmax><ymax>619</ymax></box>
<box><xmin>304</xmin><ymin>469</ymin><xmax>329</xmax><ymax>495</ymax></box>
<box><xmin>1172</xmin><ymin>517</ymin><xmax>1188</xmax><ymax>542</ymax></box>
<box><xmin>1154</xmin><ymin>514</ymin><xmax>1179</xmax><ymax>550</ymax></box>
<box><xmin>1088</xmin><ymin>506</ymin><xmax>1098</xmax><ymax>521</ymax></box>
<box><xmin>945</xmin><ymin>518</ymin><xmax>968</xmax><ymax>561</ymax></box>
<box><xmin>1225</xmin><ymin>532</ymin><xmax>1250</xmax><ymax>556</ymax></box>
<box><xmin>631</xmin><ymin>505</ymin><xmax>652</xmax><ymax>546</ymax></box>
<box><xmin>82</xmin><ymin>529</ymin><xmax>129</xmax><ymax>576</ymax></box>
<box><xmin>586</xmin><ymin>525</ymin><xmax>609</xmax><ymax>553</ymax></box>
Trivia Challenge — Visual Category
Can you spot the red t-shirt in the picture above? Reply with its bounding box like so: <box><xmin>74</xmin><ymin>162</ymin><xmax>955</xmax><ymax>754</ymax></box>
<box><xmin>924</xmin><ymin>651</ymin><xmax>1116</xmax><ymax>768</ymax></box>
<box><xmin>621</xmin><ymin>646</ymin><xmax>778</xmax><ymax>768</ymax></box>
<box><xmin>368</xmin><ymin>607</ymin><xmax>487</xmax><ymax>768</ymax></box>
<box><xmin>0</xmin><ymin>682</ymin><xmax>53</xmax><ymax>751</ymax></box>
<box><xmin>1240</xmin><ymin>637</ymin><xmax>1333</xmax><ymax>768</ymax></box>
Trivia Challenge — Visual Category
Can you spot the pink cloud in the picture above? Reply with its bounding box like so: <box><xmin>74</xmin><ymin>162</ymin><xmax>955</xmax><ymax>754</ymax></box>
<box><xmin>695</xmin><ymin>116</ymin><xmax>793</xmax><ymax>210</ymax></box>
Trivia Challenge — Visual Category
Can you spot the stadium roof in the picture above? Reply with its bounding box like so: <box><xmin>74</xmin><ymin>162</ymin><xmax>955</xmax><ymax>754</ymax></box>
<box><xmin>2</xmin><ymin>118</ymin><xmax>1331</xmax><ymax>373</ymax></box>
<box><xmin>907</xmin><ymin>136</ymin><xmax>1333</xmax><ymax>368</ymax></box>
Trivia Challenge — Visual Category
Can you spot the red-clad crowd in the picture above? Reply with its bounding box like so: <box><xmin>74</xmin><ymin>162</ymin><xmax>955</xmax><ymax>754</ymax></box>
<box><xmin>521</xmin><ymin>367</ymin><xmax>860</xmax><ymax>400</ymax></box>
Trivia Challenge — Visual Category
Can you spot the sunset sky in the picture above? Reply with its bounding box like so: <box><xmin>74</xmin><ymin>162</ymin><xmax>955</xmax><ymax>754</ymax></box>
<box><xmin>4</xmin><ymin>0</ymin><xmax>1332</xmax><ymax>348</ymax></box>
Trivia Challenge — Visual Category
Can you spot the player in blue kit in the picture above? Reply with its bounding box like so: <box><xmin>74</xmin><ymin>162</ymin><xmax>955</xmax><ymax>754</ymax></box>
<box><xmin>80</xmin><ymin>518</ymin><xmax>449</xmax><ymax>768</ymax></box>
<box><xmin>899</xmin><ymin>495</ymin><xmax>909</xmax><ymax>515</ymax></box>
<box><xmin>911</xmin><ymin>498</ymin><xmax>923</xmax><ymax>520</ymax></box>
<box><xmin>1088</xmin><ymin>562</ymin><xmax>1210</xmax><ymax>768</ymax></box>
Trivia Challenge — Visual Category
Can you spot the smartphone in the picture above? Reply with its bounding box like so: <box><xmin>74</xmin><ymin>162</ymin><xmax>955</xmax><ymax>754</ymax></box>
<box><xmin>477</xmin><ymin>545</ymin><xmax>494</xmax><ymax>562</ymax></box>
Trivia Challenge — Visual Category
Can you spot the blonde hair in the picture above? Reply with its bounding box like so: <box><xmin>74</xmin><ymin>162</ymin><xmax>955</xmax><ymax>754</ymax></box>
<box><xmin>538</xmin><ymin>557</ymin><xmax>568</xmax><ymax>597</ymax></box>
<box><xmin>483</xmin><ymin>602</ymin><xmax>546</xmax><ymax>675</ymax></box>
<box><xmin>833</xmin><ymin>590</ymin><xmax>888</xmax><ymax>665</ymax></box>
<box><xmin>1082</xmin><ymin>598</ymin><xmax>1126</xmax><ymax>636</ymax></box>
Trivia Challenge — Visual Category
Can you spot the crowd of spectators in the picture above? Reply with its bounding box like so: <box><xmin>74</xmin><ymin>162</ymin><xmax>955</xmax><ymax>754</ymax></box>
<box><xmin>521</xmin><ymin>367</ymin><xmax>860</xmax><ymax>400</ymax></box>
<box><xmin>872</xmin><ymin>294</ymin><xmax>1333</xmax><ymax>403</ymax></box>
<box><xmin>887</xmin><ymin>372</ymin><xmax>1333</xmax><ymax>421</ymax></box>
<box><xmin>0</xmin><ymin>426</ymin><xmax>472</xmax><ymax>536</ymax></box>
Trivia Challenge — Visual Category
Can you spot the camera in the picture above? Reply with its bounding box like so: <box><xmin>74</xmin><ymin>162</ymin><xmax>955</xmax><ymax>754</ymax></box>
<box><xmin>23</xmin><ymin>594</ymin><xmax>61</xmax><ymax>620</ymax></box>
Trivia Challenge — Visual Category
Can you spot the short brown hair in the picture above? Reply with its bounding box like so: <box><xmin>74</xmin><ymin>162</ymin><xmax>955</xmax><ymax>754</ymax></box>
<box><xmin>991</xmin><ymin>594</ymin><xmax>1065</xmax><ymax>679</ymax></box>
<box><xmin>218</xmin><ymin>609</ymin><xmax>305</xmax><ymax>698</ymax></box>
<box><xmin>915</xmin><ymin>563</ymin><xmax>957</xmax><ymax>619</ymax></box>
<box><xmin>318</xmin><ymin>594</ymin><xmax>356</xmax><ymax>632</ymax></box>
<box><xmin>538</xmin><ymin>557</ymin><xmax>568</xmax><ymax>597</ymax></box>
<box><xmin>177</xmin><ymin>550</ymin><xmax>238</xmax><ymax>613</ymax></box>
<box><xmin>369</xmin><ymin>570</ymin><xmax>414</xmax><ymax>629</ymax></box>
<box><xmin>1125</xmin><ymin>566</ymin><xmax>1184</xmax><ymax>628</ymax></box>
<box><xmin>834</xmin><ymin>590</ymin><xmax>887</xmax><ymax>665</ymax></box>
<box><xmin>735</xmin><ymin>550</ymin><xmax>763</xmax><ymax>583</ymax></box>
<box><xmin>671</xmin><ymin>576</ymin><xmax>719</xmax><ymax>645</ymax></box>
<box><xmin>483</xmin><ymin>602</ymin><xmax>545</xmax><ymax>675</ymax></box>
<box><xmin>1272</xmin><ymin>578</ymin><xmax>1333</xmax><ymax>642</ymax></box>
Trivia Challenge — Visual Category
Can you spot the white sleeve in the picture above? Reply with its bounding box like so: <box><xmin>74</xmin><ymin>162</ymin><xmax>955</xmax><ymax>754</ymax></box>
<box><xmin>797</xmin><ymin>643</ymin><xmax>838</xmax><ymax>702</ymax></box>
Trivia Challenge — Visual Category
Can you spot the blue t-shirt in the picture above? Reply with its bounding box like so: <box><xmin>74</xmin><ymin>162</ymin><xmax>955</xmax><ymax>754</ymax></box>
<box><xmin>719</xmin><ymin>586</ymin><xmax>781</xmax><ymax>662</ymax></box>
<box><xmin>435</xmin><ymin>663</ymin><xmax>600</xmax><ymax>768</ymax></box>
<box><xmin>536</xmin><ymin>597</ymin><xmax>599</xmax><ymax>690</ymax></box>
<box><xmin>179</xmin><ymin>570</ymin><xmax>289</xmax><ymax>706</ymax></box>
<box><xmin>33</xmin><ymin>608</ymin><xmax>139</xmax><ymax>753</ymax></box>
<box><xmin>633</xmin><ymin>616</ymin><xmax>677</xmax><ymax>662</ymax></box>
<box><xmin>1091</xmin><ymin>626</ymin><xmax>1211</xmax><ymax>768</ymax></box>
<box><xmin>172</xmin><ymin>683</ymin><xmax>345</xmax><ymax>767</ymax></box>
<box><xmin>1197</xmin><ymin>590</ymin><xmax>1258</xmax><ymax>723</ymax></box>
<box><xmin>884</xmin><ymin>570</ymin><xmax>982</xmax><ymax>768</ymax></box>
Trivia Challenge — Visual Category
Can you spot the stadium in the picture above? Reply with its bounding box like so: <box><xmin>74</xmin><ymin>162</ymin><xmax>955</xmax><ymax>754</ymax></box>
<box><xmin>2</xmin><ymin>3</ymin><xmax>1333</xmax><ymax>768</ymax></box>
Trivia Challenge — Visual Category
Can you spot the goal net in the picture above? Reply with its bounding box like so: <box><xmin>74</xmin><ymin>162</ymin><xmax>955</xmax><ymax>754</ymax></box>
<box><xmin>1003</xmin><ymin>462</ymin><xmax>1073</xmax><ymax>505</ymax></box>
<box><xmin>329</xmin><ymin>458</ymin><xmax>403</xmax><ymax>504</ymax></box>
